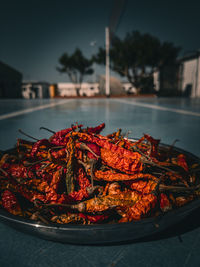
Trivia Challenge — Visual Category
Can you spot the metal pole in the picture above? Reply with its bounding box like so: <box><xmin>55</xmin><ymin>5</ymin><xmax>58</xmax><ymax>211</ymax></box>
<box><xmin>105</xmin><ymin>27</ymin><xmax>110</xmax><ymax>96</ymax></box>
<box><xmin>90</xmin><ymin>41</ymin><xmax>96</xmax><ymax>83</ymax></box>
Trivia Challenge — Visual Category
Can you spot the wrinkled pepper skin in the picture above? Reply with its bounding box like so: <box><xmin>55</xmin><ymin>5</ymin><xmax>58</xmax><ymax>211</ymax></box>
<box><xmin>49</xmin><ymin>125</ymin><xmax>83</xmax><ymax>146</ymax></box>
<box><xmin>85</xmin><ymin>123</ymin><xmax>105</xmax><ymax>134</ymax></box>
<box><xmin>30</xmin><ymin>139</ymin><xmax>52</xmax><ymax>158</ymax></box>
<box><xmin>1</xmin><ymin>190</ymin><xmax>22</xmax><ymax>216</ymax></box>
<box><xmin>94</xmin><ymin>170</ymin><xmax>156</xmax><ymax>182</ymax></box>
<box><xmin>100</xmin><ymin>148</ymin><xmax>142</xmax><ymax>174</ymax></box>
<box><xmin>120</xmin><ymin>194</ymin><xmax>157</xmax><ymax>222</ymax></box>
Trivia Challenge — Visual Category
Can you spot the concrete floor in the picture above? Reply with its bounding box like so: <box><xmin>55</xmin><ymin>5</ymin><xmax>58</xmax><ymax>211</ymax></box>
<box><xmin>0</xmin><ymin>97</ymin><xmax>200</xmax><ymax>267</ymax></box>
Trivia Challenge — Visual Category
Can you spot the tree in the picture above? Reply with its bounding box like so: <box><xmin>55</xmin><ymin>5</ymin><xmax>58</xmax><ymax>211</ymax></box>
<box><xmin>57</xmin><ymin>48</ymin><xmax>94</xmax><ymax>96</ymax></box>
<box><xmin>94</xmin><ymin>31</ymin><xmax>181</xmax><ymax>94</ymax></box>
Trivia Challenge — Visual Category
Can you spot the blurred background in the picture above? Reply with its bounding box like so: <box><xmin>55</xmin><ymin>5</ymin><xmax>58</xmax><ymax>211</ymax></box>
<box><xmin>1</xmin><ymin>0</ymin><xmax>200</xmax><ymax>99</ymax></box>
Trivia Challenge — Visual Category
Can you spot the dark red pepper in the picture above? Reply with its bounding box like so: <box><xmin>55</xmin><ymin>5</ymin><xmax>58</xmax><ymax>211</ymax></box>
<box><xmin>1</xmin><ymin>190</ymin><xmax>22</xmax><ymax>215</ymax></box>
<box><xmin>49</xmin><ymin>125</ymin><xmax>83</xmax><ymax>146</ymax></box>
<box><xmin>86</xmin><ymin>123</ymin><xmax>105</xmax><ymax>134</ymax></box>
<box><xmin>30</xmin><ymin>139</ymin><xmax>52</xmax><ymax>158</ymax></box>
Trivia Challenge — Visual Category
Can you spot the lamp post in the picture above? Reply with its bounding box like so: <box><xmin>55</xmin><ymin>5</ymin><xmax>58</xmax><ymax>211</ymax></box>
<box><xmin>90</xmin><ymin>40</ymin><xmax>97</xmax><ymax>83</ymax></box>
<box><xmin>105</xmin><ymin>27</ymin><xmax>110</xmax><ymax>97</ymax></box>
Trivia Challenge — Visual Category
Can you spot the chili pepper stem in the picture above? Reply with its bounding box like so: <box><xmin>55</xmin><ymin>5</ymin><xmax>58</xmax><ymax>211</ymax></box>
<box><xmin>0</xmin><ymin>168</ymin><xmax>9</xmax><ymax>176</ymax></box>
<box><xmin>78</xmin><ymin>160</ymin><xmax>89</xmax><ymax>172</ymax></box>
<box><xmin>31</xmin><ymin>211</ymin><xmax>50</xmax><ymax>224</ymax></box>
<box><xmin>23</xmin><ymin>158</ymin><xmax>47</xmax><ymax>167</ymax></box>
<box><xmin>79</xmin><ymin>143</ymin><xmax>100</xmax><ymax>159</ymax></box>
<box><xmin>141</xmin><ymin>158</ymin><xmax>177</xmax><ymax>174</ymax></box>
<box><xmin>159</xmin><ymin>184</ymin><xmax>200</xmax><ymax>192</ymax></box>
<box><xmin>166</xmin><ymin>139</ymin><xmax>179</xmax><ymax>159</ymax></box>
<box><xmin>37</xmin><ymin>162</ymin><xmax>52</xmax><ymax>171</ymax></box>
<box><xmin>131</xmin><ymin>145</ymin><xmax>152</xmax><ymax>162</ymax></box>
<box><xmin>89</xmin><ymin>159</ymin><xmax>97</xmax><ymax>188</ymax></box>
<box><xmin>18</xmin><ymin>129</ymin><xmax>39</xmax><ymax>141</ymax></box>
<box><xmin>39</xmin><ymin>127</ymin><xmax>56</xmax><ymax>134</ymax></box>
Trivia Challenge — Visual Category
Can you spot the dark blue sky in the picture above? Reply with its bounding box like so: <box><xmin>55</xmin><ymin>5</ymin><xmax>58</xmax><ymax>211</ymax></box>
<box><xmin>1</xmin><ymin>0</ymin><xmax>200</xmax><ymax>83</ymax></box>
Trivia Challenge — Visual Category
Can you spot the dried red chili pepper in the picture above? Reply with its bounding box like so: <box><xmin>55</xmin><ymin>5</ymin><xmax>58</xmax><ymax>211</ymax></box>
<box><xmin>100</xmin><ymin>148</ymin><xmax>142</xmax><ymax>174</ymax></box>
<box><xmin>120</xmin><ymin>193</ymin><xmax>157</xmax><ymax>222</ymax></box>
<box><xmin>5</xmin><ymin>163</ymin><xmax>35</xmax><ymax>179</ymax></box>
<box><xmin>84</xmin><ymin>122</ymin><xmax>105</xmax><ymax>134</ymax></box>
<box><xmin>64</xmin><ymin>166</ymin><xmax>94</xmax><ymax>203</ymax></box>
<box><xmin>1</xmin><ymin>190</ymin><xmax>22</xmax><ymax>216</ymax></box>
<box><xmin>94</xmin><ymin>169</ymin><xmax>157</xmax><ymax>182</ymax></box>
<box><xmin>177</xmin><ymin>154</ymin><xmax>189</xmax><ymax>172</ymax></box>
<box><xmin>30</xmin><ymin>139</ymin><xmax>52</xmax><ymax>158</ymax></box>
<box><xmin>75</xmin><ymin>188</ymin><xmax>141</xmax><ymax>214</ymax></box>
<box><xmin>130</xmin><ymin>180</ymin><xmax>158</xmax><ymax>194</ymax></box>
<box><xmin>160</xmin><ymin>193</ymin><xmax>172</xmax><ymax>212</ymax></box>
<box><xmin>49</xmin><ymin>124</ymin><xmax>83</xmax><ymax>146</ymax></box>
<box><xmin>143</xmin><ymin>134</ymin><xmax>160</xmax><ymax>158</ymax></box>
<box><xmin>76</xmin><ymin>142</ymin><xmax>100</xmax><ymax>160</ymax></box>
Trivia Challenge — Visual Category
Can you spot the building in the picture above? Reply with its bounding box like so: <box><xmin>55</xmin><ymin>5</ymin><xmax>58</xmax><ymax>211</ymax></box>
<box><xmin>153</xmin><ymin>65</ymin><xmax>180</xmax><ymax>96</ymax></box>
<box><xmin>0</xmin><ymin>61</ymin><xmax>23</xmax><ymax>98</ymax></box>
<box><xmin>57</xmin><ymin>83</ymin><xmax>99</xmax><ymax>97</ymax></box>
<box><xmin>178</xmin><ymin>50</ymin><xmax>200</xmax><ymax>97</ymax></box>
<box><xmin>22</xmin><ymin>81</ymin><xmax>50</xmax><ymax>99</ymax></box>
<box><xmin>153</xmin><ymin>49</ymin><xmax>200</xmax><ymax>97</ymax></box>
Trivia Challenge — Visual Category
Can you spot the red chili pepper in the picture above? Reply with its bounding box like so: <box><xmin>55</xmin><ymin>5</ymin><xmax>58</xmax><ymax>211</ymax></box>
<box><xmin>86</xmin><ymin>143</ymin><xmax>100</xmax><ymax>160</ymax></box>
<box><xmin>177</xmin><ymin>154</ymin><xmax>189</xmax><ymax>172</ymax></box>
<box><xmin>73</xmin><ymin>132</ymin><xmax>143</xmax><ymax>173</ymax></box>
<box><xmin>95</xmin><ymin>170</ymin><xmax>157</xmax><ymax>182</ymax></box>
<box><xmin>100</xmin><ymin>148</ymin><xmax>142</xmax><ymax>174</ymax></box>
<box><xmin>76</xmin><ymin>142</ymin><xmax>100</xmax><ymax>160</ymax></box>
<box><xmin>30</xmin><ymin>139</ymin><xmax>52</xmax><ymax>158</ymax></box>
<box><xmin>130</xmin><ymin>179</ymin><xmax>157</xmax><ymax>194</ymax></box>
<box><xmin>120</xmin><ymin>194</ymin><xmax>157</xmax><ymax>222</ymax></box>
<box><xmin>49</xmin><ymin>124</ymin><xmax>83</xmax><ymax>146</ymax></box>
<box><xmin>85</xmin><ymin>123</ymin><xmax>105</xmax><ymax>134</ymax></box>
<box><xmin>6</xmin><ymin>163</ymin><xmax>35</xmax><ymax>179</ymax></box>
<box><xmin>1</xmin><ymin>190</ymin><xmax>22</xmax><ymax>215</ymax></box>
<box><xmin>160</xmin><ymin>193</ymin><xmax>172</xmax><ymax>212</ymax></box>
<box><xmin>65</xmin><ymin>166</ymin><xmax>91</xmax><ymax>203</ymax></box>
<box><xmin>144</xmin><ymin>134</ymin><xmax>160</xmax><ymax>158</ymax></box>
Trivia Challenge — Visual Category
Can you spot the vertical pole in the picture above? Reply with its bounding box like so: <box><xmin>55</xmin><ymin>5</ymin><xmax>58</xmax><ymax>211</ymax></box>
<box><xmin>195</xmin><ymin>55</ymin><xmax>199</xmax><ymax>97</ymax></box>
<box><xmin>105</xmin><ymin>27</ymin><xmax>110</xmax><ymax>97</ymax></box>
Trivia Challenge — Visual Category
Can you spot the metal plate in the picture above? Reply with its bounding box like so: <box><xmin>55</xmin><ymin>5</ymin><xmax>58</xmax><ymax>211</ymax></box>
<box><xmin>0</xmin><ymin>143</ymin><xmax>200</xmax><ymax>245</ymax></box>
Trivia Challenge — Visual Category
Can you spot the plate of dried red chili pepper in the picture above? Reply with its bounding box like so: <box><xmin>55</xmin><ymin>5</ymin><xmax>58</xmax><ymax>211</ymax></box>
<box><xmin>0</xmin><ymin>123</ymin><xmax>200</xmax><ymax>244</ymax></box>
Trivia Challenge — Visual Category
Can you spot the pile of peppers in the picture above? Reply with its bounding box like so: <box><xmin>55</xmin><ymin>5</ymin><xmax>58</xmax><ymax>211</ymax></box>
<box><xmin>0</xmin><ymin>122</ymin><xmax>200</xmax><ymax>225</ymax></box>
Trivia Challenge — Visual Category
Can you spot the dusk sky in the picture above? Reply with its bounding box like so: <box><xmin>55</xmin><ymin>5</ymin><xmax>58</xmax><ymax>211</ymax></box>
<box><xmin>1</xmin><ymin>0</ymin><xmax>200</xmax><ymax>83</ymax></box>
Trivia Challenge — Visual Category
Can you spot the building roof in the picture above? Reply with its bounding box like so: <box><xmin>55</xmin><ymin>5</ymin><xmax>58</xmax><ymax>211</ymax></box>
<box><xmin>0</xmin><ymin>61</ymin><xmax>22</xmax><ymax>77</ymax></box>
<box><xmin>22</xmin><ymin>81</ymin><xmax>50</xmax><ymax>85</ymax></box>
<box><xmin>178</xmin><ymin>50</ymin><xmax>200</xmax><ymax>62</ymax></box>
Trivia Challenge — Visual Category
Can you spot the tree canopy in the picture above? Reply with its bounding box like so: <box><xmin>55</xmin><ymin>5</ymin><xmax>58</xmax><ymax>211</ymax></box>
<box><xmin>57</xmin><ymin>48</ymin><xmax>94</xmax><ymax>95</ymax></box>
<box><xmin>94</xmin><ymin>31</ymin><xmax>181</xmax><ymax>94</ymax></box>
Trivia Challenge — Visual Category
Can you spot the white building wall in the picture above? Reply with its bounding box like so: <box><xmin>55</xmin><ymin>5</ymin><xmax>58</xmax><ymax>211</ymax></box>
<box><xmin>153</xmin><ymin>71</ymin><xmax>160</xmax><ymax>91</ymax></box>
<box><xmin>57</xmin><ymin>83</ymin><xmax>99</xmax><ymax>97</ymax></box>
<box><xmin>181</xmin><ymin>57</ymin><xmax>200</xmax><ymax>97</ymax></box>
<box><xmin>197</xmin><ymin>57</ymin><xmax>200</xmax><ymax>97</ymax></box>
<box><xmin>57</xmin><ymin>83</ymin><xmax>77</xmax><ymax>96</ymax></box>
